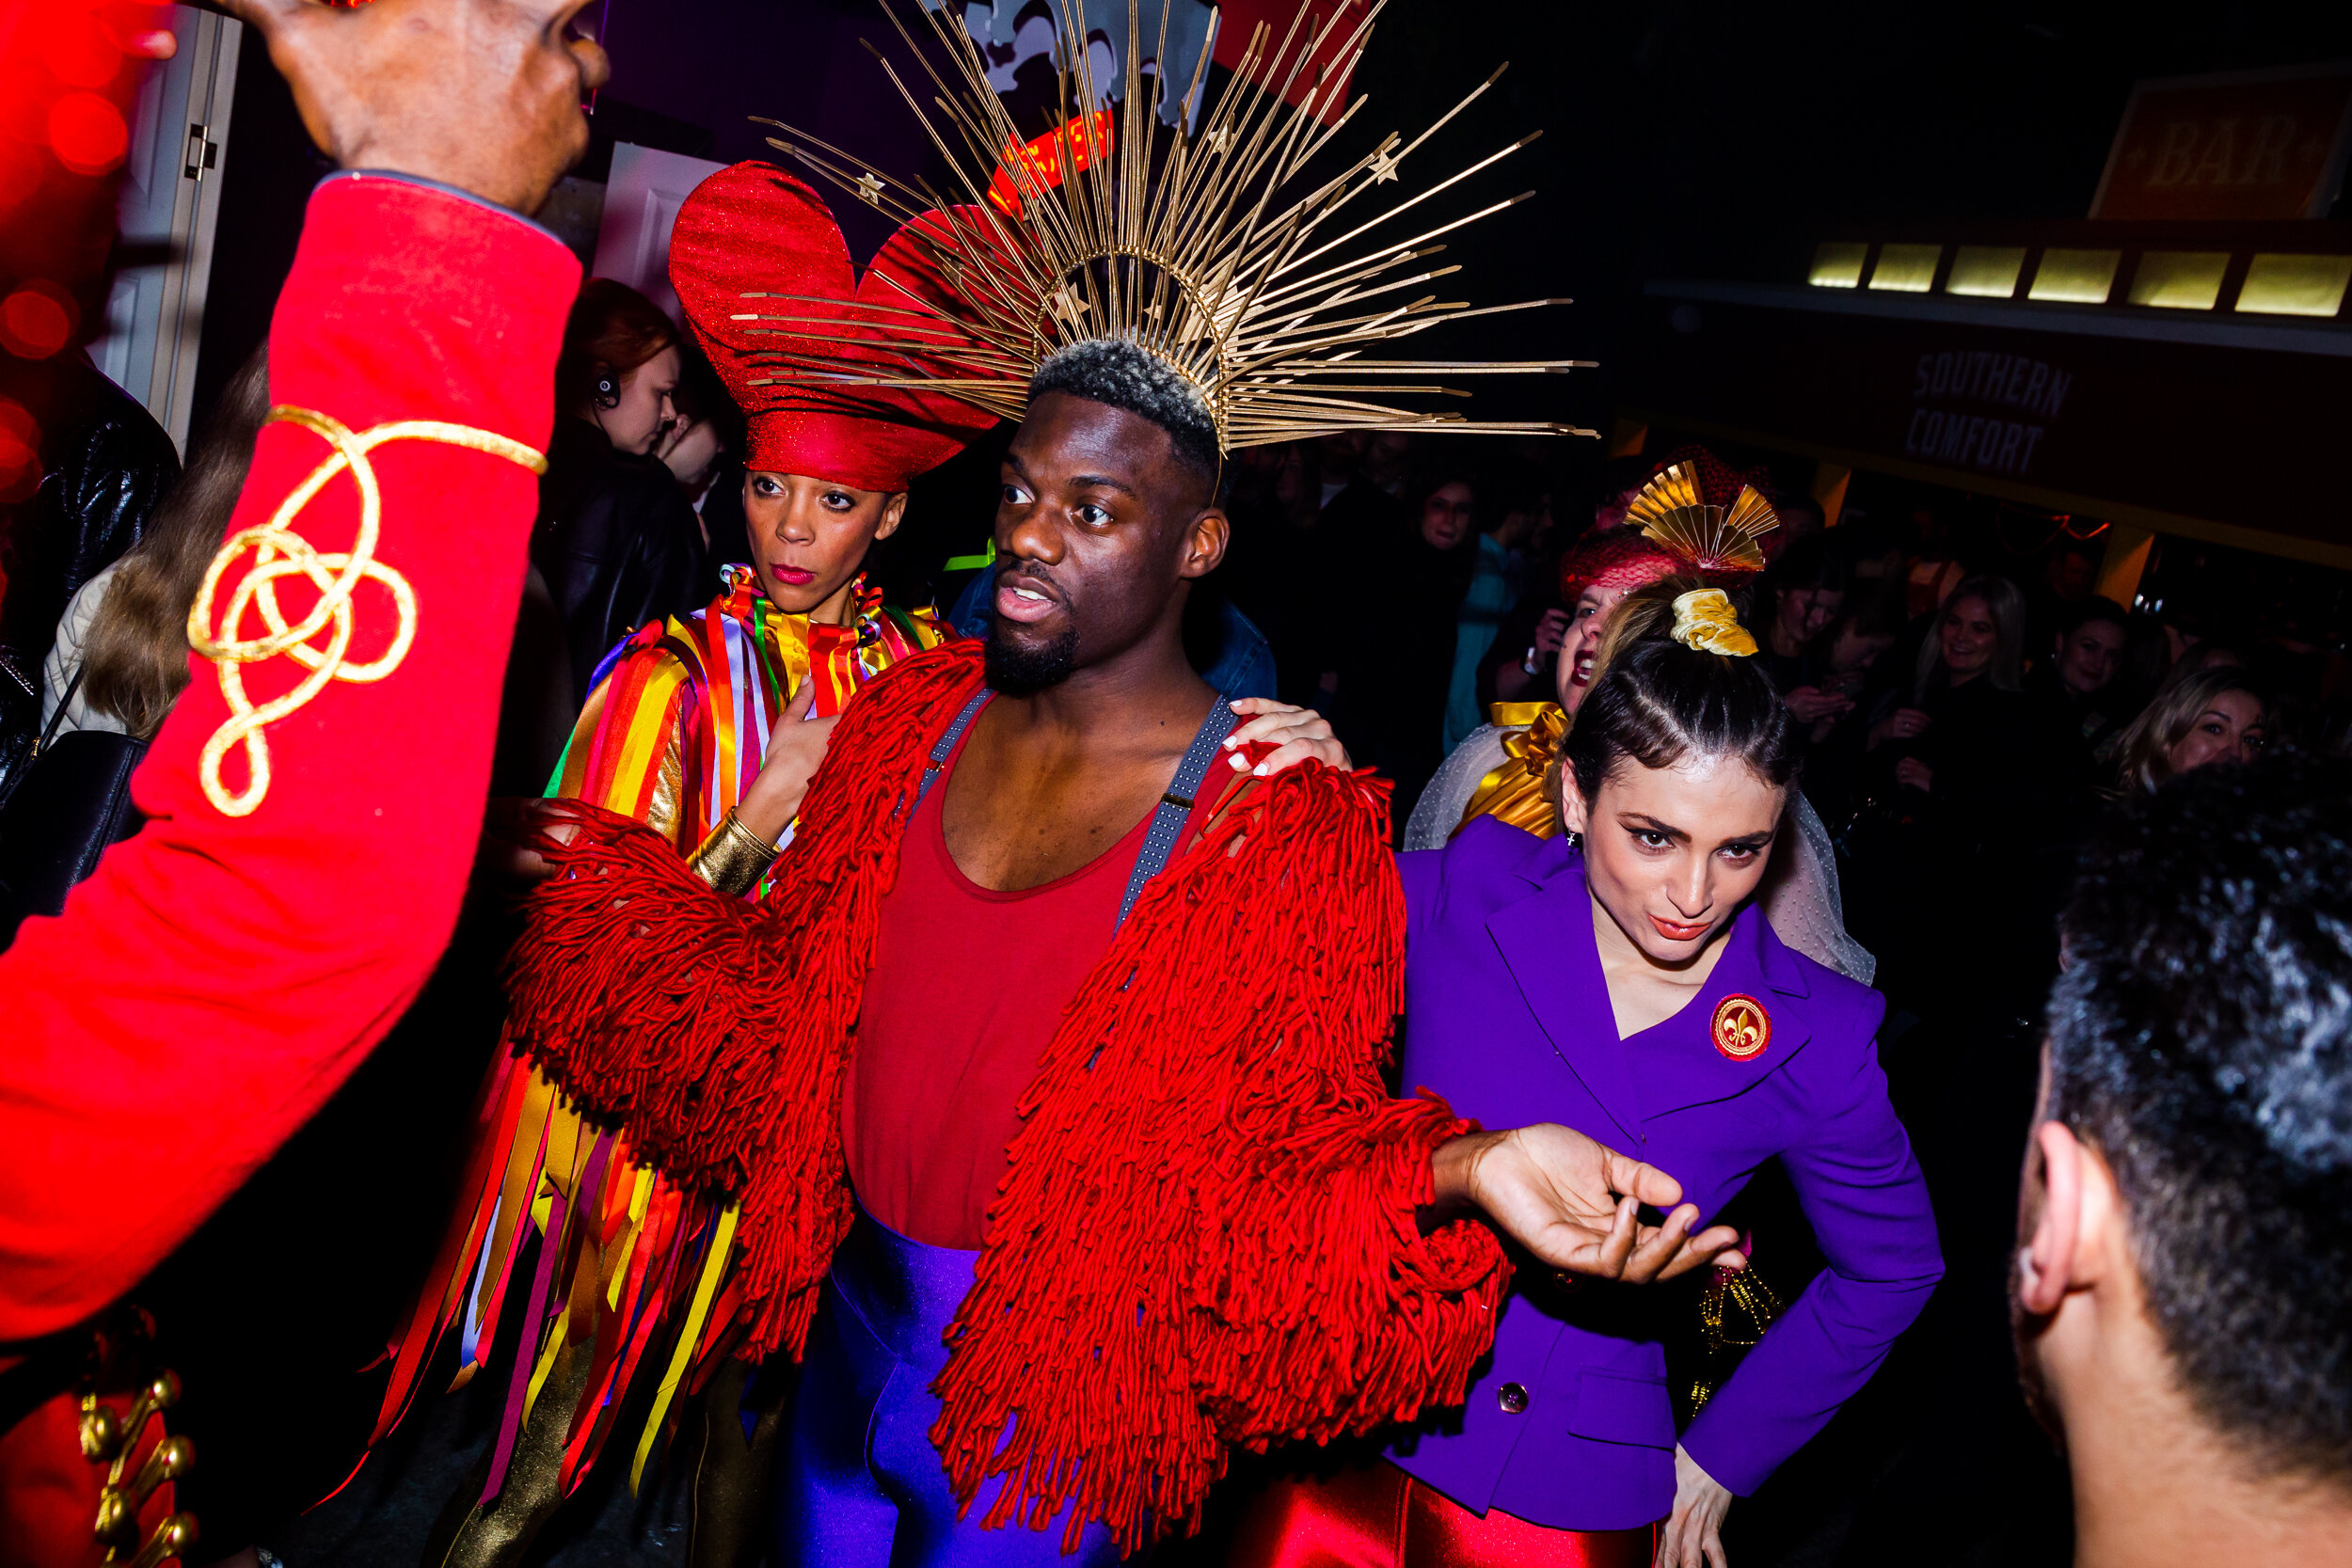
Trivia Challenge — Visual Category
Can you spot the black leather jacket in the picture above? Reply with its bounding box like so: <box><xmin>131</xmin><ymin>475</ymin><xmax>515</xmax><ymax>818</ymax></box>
<box><xmin>0</xmin><ymin>364</ymin><xmax>179</xmax><ymax>798</ymax></box>
<box><xmin>529</xmin><ymin>419</ymin><xmax>710</xmax><ymax>712</ymax></box>
<box><xmin>0</xmin><ymin>364</ymin><xmax>180</xmax><ymax>675</ymax></box>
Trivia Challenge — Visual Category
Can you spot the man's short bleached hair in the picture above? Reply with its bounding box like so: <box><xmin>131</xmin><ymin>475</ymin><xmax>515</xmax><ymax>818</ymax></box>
<box><xmin>1030</xmin><ymin>339</ymin><xmax>1220</xmax><ymax>488</ymax></box>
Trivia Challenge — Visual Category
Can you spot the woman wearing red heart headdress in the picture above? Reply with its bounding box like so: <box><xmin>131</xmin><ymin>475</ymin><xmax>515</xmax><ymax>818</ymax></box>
<box><xmin>367</xmin><ymin>162</ymin><xmax>1000</xmax><ymax>1568</ymax></box>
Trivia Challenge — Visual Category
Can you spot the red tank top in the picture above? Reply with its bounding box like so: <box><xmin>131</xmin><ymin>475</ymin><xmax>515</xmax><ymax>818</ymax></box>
<box><xmin>844</xmin><ymin>706</ymin><xmax>1184</xmax><ymax>1249</ymax></box>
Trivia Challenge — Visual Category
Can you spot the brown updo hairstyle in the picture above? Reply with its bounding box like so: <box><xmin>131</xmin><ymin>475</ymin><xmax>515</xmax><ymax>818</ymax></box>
<box><xmin>554</xmin><ymin>278</ymin><xmax>678</xmax><ymax>417</ymax></box>
<box><xmin>1557</xmin><ymin>577</ymin><xmax>1805</xmax><ymax>810</ymax></box>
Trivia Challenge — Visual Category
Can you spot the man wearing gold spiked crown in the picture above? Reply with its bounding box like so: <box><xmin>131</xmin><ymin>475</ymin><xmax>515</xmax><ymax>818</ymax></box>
<box><xmin>499</xmin><ymin>3</ymin><xmax>1744</xmax><ymax>1562</ymax></box>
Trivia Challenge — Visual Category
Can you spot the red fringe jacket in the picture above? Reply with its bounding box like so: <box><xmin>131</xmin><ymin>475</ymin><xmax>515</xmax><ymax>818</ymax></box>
<box><xmin>508</xmin><ymin>641</ymin><xmax>1509</xmax><ymax>1552</ymax></box>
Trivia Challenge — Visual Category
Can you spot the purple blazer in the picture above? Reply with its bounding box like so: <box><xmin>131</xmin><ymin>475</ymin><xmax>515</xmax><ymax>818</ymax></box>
<box><xmin>1384</xmin><ymin>819</ymin><xmax>1942</xmax><ymax>1530</ymax></box>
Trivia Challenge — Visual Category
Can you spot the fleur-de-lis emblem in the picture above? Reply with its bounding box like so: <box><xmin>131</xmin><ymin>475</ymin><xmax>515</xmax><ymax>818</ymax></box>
<box><xmin>1711</xmin><ymin>994</ymin><xmax>1771</xmax><ymax>1061</ymax></box>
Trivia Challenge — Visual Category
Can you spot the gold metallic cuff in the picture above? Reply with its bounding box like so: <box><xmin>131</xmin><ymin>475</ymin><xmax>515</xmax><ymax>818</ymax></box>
<box><xmin>687</xmin><ymin>811</ymin><xmax>779</xmax><ymax>896</ymax></box>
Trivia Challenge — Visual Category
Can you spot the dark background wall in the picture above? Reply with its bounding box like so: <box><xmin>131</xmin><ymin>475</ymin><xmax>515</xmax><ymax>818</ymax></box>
<box><xmin>195</xmin><ymin>0</ymin><xmax>2352</xmax><ymax>456</ymax></box>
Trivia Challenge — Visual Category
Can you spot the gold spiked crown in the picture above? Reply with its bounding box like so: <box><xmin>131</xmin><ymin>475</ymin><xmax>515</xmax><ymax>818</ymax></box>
<box><xmin>1623</xmin><ymin>463</ymin><xmax>1781</xmax><ymax>576</ymax></box>
<box><xmin>738</xmin><ymin>0</ymin><xmax>1596</xmax><ymax>452</ymax></box>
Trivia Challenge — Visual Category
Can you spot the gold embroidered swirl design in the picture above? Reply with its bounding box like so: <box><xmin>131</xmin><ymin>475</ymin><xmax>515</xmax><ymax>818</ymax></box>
<box><xmin>186</xmin><ymin>405</ymin><xmax>547</xmax><ymax>816</ymax></box>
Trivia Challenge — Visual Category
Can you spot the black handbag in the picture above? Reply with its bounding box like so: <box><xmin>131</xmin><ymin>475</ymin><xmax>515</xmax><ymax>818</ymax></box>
<box><xmin>0</xmin><ymin>667</ymin><xmax>149</xmax><ymax>946</ymax></box>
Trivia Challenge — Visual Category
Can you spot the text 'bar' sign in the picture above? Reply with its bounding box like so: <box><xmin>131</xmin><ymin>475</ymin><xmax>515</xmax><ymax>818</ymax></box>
<box><xmin>2091</xmin><ymin>62</ymin><xmax>2352</xmax><ymax>221</ymax></box>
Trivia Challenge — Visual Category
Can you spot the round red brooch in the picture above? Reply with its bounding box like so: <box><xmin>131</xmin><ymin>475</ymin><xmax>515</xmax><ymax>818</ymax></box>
<box><xmin>1711</xmin><ymin>994</ymin><xmax>1772</xmax><ymax>1060</ymax></box>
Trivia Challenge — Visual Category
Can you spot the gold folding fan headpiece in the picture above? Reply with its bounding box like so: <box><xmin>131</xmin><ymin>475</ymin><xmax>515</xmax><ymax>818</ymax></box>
<box><xmin>742</xmin><ymin>0</ymin><xmax>1597</xmax><ymax>452</ymax></box>
<box><xmin>1623</xmin><ymin>464</ymin><xmax>1780</xmax><ymax>576</ymax></box>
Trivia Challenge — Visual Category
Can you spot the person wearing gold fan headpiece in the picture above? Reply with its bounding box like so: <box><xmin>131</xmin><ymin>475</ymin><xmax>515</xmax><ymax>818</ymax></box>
<box><xmin>1404</xmin><ymin>451</ymin><xmax>1776</xmax><ymax>853</ymax></box>
<box><xmin>1231</xmin><ymin>577</ymin><xmax>1938</xmax><ymax>1568</ymax></box>
<box><xmin>486</xmin><ymin>4</ymin><xmax>1772</xmax><ymax>1564</ymax></box>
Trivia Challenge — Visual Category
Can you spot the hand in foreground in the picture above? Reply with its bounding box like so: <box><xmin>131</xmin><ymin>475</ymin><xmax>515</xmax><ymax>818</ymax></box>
<box><xmin>1893</xmin><ymin>756</ymin><xmax>1934</xmax><ymax>793</ymax></box>
<box><xmin>218</xmin><ymin>0</ymin><xmax>609</xmax><ymax>214</ymax></box>
<box><xmin>1223</xmin><ymin>697</ymin><xmax>1352</xmax><ymax>776</ymax></box>
<box><xmin>736</xmin><ymin>681</ymin><xmax>841</xmax><ymax>846</ymax></box>
<box><xmin>1867</xmin><ymin>706</ymin><xmax>1932</xmax><ymax>749</ymax></box>
<box><xmin>1656</xmin><ymin>1445</ymin><xmax>1734</xmax><ymax>1568</ymax></box>
<box><xmin>1531</xmin><ymin>606</ymin><xmax>1573</xmax><ymax>657</ymax></box>
<box><xmin>1433</xmin><ymin>1124</ymin><xmax>1742</xmax><ymax>1282</ymax></box>
<box><xmin>1780</xmin><ymin>686</ymin><xmax>1851</xmax><ymax>725</ymax></box>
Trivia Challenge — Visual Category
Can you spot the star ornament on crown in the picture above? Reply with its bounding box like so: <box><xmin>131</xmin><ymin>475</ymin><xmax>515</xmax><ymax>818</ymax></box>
<box><xmin>740</xmin><ymin>0</ymin><xmax>1597</xmax><ymax>451</ymax></box>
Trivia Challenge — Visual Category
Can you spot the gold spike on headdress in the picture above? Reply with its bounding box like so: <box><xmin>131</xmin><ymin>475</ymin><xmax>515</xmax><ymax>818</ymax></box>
<box><xmin>1623</xmin><ymin>464</ymin><xmax>1780</xmax><ymax>575</ymax></box>
<box><xmin>742</xmin><ymin>0</ymin><xmax>1597</xmax><ymax>451</ymax></box>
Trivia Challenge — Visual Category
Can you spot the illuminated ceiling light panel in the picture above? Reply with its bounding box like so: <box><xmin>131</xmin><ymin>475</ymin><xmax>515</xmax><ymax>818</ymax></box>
<box><xmin>1945</xmin><ymin>245</ymin><xmax>2026</xmax><ymax>298</ymax></box>
<box><xmin>2128</xmin><ymin>251</ymin><xmax>2230</xmax><ymax>310</ymax></box>
<box><xmin>2027</xmin><ymin>248</ymin><xmax>2122</xmax><ymax>305</ymax></box>
<box><xmin>2236</xmin><ymin>253</ymin><xmax>2352</xmax><ymax>317</ymax></box>
<box><xmin>1809</xmin><ymin>241</ymin><xmax>1867</xmax><ymax>289</ymax></box>
<box><xmin>1868</xmin><ymin>244</ymin><xmax>1940</xmax><ymax>293</ymax></box>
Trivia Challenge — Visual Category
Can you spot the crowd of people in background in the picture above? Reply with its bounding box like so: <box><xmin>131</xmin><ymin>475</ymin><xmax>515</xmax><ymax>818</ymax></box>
<box><xmin>3</xmin><ymin>253</ymin><xmax>2348</xmax><ymax>1568</ymax></box>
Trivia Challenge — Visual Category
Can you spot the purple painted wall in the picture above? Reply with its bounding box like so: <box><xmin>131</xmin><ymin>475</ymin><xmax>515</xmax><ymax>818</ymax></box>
<box><xmin>594</xmin><ymin>0</ymin><xmax>955</xmax><ymax>263</ymax></box>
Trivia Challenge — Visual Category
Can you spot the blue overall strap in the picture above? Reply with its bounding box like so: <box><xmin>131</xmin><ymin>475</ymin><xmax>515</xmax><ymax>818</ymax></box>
<box><xmin>915</xmin><ymin>688</ymin><xmax>993</xmax><ymax>810</ymax></box>
<box><xmin>1115</xmin><ymin>699</ymin><xmax>1240</xmax><ymax>930</ymax></box>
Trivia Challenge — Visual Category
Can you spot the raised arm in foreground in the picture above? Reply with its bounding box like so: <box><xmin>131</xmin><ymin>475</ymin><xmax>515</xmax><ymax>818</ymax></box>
<box><xmin>0</xmin><ymin>0</ymin><xmax>607</xmax><ymax>1340</ymax></box>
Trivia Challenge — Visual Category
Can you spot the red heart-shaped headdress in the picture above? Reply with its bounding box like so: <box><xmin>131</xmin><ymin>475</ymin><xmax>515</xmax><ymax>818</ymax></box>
<box><xmin>668</xmin><ymin>162</ymin><xmax>1007</xmax><ymax>493</ymax></box>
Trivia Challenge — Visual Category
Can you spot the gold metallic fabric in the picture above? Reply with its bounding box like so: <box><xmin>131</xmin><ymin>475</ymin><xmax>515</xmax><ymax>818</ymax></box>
<box><xmin>1670</xmin><ymin>587</ymin><xmax>1759</xmax><ymax>658</ymax></box>
<box><xmin>1623</xmin><ymin>462</ymin><xmax>1779</xmax><ymax>576</ymax></box>
<box><xmin>423</xmin><ymin>1340</ymin><xmax>595</xmax><ymax>1568</ymax></box>
<box><xmin>1454</xmin><ymin>702</ymin><xmax>1567</xmax><ymax>842</ymax></box>
<box><xmin>687</xmin><ymin>811</ymin><xmax>780</xmax><ymax>897</ymax></box>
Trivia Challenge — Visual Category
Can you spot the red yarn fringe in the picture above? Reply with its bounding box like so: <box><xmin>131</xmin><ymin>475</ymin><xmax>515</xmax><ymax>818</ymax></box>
<box><xmin>931</xmin><ymin>726</ymin><xmax>1507</xmax><ymax>1555</ymax></box>
<box><xmin>507</xmin><ymin>643</ymin><xmax>986</xmax><ymax>1360</ymax></box>
<box><xmin>504</xmin><ymin>641</ymin><xmax>1509</xmax><ymax>1549</ymax></box>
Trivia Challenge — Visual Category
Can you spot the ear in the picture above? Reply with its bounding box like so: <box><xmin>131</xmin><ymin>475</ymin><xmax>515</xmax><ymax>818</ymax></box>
<box><xmin>1558</xmin><ymin>763</ymin><xmax>1592</xmax><ymax>838</ymax></box>
<box><xmin>873</xmin><ymin>492</ymin><xmax>910</xmax><ymax>543</ymax></box>
<box><xmin>2018</xmin><ymin>1119</ymin><xmax>2120</xmax><ymax>1314</ymax></box>
<box><xmin>1180</xmin><ymin>506</ymin><xmax>1230</xmax><ymax>581</ymax></box>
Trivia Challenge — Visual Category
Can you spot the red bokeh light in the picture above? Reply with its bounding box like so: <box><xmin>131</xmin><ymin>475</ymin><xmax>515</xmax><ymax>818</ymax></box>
<box><xmin>49</xmin><ymin>92</ymin><xmax>129</xmax><ymax>175</ymax></box>
<box><xmin>0</xmin><ymin>159</ymin><xmax>42</xmax><ymax>219</ymax></box>
<box><xmin>43</xmin><ymin>13</ymin><xmax>123</xmax><ymax>89</ymax></box>
<box><xmin>0</xmin><ymin>396</ymin><xmax>43</xmax><ymax>505</ymax></box>
<box><xmin>1</xmin><ymin>284</ymin><xmax>78</xmax><ymax>359</ymax></box>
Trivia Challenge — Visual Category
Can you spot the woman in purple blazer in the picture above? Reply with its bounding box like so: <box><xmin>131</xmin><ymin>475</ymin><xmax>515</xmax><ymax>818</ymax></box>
<box><xmin>1235</xmin><ymin>582</ymin><xmax>1944</xmax><ymax>1568</ymax></box>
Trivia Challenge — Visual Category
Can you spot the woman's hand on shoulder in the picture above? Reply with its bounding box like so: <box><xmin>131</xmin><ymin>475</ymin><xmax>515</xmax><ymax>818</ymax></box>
<box><xmin>1223</xmin><ymin>698</ymin><xmax>1352</xmax><ymax>777</ymax></box>
<box><xmin>1431</xmin><ymin>1125</ymin><xmax>1743</xmax><ymax>1283</ymax></box>
<box><xmin>1657</xmin><ymin>1445</ymin><xmax>1733</xmax><ymax>1568</ymax></box>
<box><xmin>737</xmin><ymin>681</ymin><xmax>839</xmax><ymax>845</ymax></box>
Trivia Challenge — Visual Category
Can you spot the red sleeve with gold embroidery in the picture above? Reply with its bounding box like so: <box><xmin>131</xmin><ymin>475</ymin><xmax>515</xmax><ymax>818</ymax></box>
<box><xmin>0</xmin><ymin>172</ymin><xmax>579</xmax><ymax>1339</ymax></box>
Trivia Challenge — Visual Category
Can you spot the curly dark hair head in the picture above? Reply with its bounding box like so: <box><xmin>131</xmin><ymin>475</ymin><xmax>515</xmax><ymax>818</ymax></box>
<box><xmin>1559</xmin><ymin>577</ymin><xmax>1804</xmax><ymax>806</ymax></box>
<box><xmin>2049</xmin><ymin>752</ymin><xmax>2352</xmax><ymax>1481</ymax></box>
<box><xmin>1028</xmin><ymin>339</ymin><xmax>1220</xmax><ymax>492</ymax></box>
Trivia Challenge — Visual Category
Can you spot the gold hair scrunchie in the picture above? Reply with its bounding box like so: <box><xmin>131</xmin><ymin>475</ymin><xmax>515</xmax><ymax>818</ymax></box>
<box><xmin>1670</xmin><ymin>588</ymin><xmax>1757</xmax><ymax>658</ymax></box>
<box><xmin>187</xmin><ymin>406</ymin><xmax>547</xmax><ymax>817</ymax></box>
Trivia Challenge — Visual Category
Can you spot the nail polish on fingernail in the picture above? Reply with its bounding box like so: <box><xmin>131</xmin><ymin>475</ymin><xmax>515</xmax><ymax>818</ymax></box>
<box><xmin>1253</xmin><ymin>763</ymin><xmax>1269</xmax><ymax>776</ymax></box>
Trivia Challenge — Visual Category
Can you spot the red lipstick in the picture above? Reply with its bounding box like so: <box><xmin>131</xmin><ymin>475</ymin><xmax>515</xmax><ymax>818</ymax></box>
<box><xmin>772</xmin><ymin>566</ymin><xmax>816</xmax><ymax>586</ymax></box>
<box><xmin>1648</xmin><ymin>913</ymin><xmax>1710</xmax><ymax>942</ymax></box>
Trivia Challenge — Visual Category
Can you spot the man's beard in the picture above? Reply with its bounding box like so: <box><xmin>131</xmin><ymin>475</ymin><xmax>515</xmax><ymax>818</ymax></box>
<box><xmin>985</xmin><ymin>616</ymin><xmax>1080</xmax><ymax>695</ymax></box>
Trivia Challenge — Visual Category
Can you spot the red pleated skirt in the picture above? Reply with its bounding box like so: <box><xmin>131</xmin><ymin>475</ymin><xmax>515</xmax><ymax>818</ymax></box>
<box><xmin>1229</xmin><ymin>1460</ymin><xmax>1659</xmax><ymax>1568</ymax></box>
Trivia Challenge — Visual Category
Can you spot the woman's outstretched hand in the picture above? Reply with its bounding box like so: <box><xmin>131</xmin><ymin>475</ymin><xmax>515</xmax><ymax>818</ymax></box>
<box><xmin>1224</xmin><ymin>697</ymin><xmax>1352</xmax><ymax>776</ymax></box>
<box><xmin>1433</xmin><ymin>1125</ymin><xmax>1744</xmax><ymax>1283</ymax></box>
<box><xmin>1657</xmin><ymin>1445</ymin><xmax>1734</xmax><ymax>1568</ymax></box>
